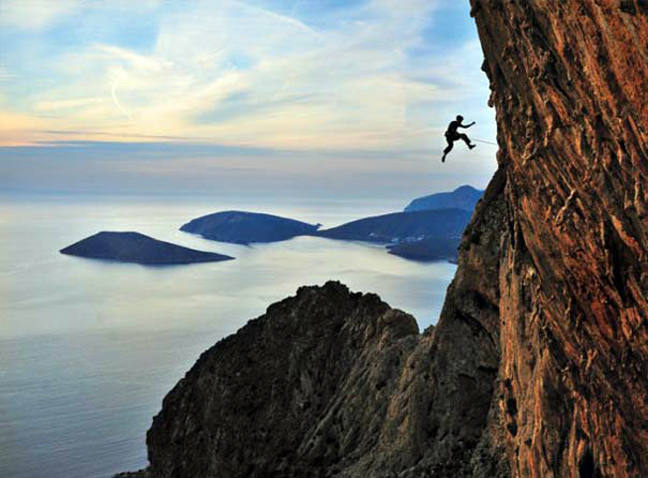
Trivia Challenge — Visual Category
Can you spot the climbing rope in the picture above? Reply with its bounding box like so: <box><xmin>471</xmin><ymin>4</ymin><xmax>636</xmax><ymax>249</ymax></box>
<box><xmin>472</xmin><ymin>138</ymin><xmax>498</xmax><ymax>146</ymax></box>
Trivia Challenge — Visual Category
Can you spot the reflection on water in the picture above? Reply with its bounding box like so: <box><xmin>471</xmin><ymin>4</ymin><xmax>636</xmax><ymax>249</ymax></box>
<box><xmin>0</xmin><ymin>194</ymin><xmax>456</xmax><ymax>478</ymax></box>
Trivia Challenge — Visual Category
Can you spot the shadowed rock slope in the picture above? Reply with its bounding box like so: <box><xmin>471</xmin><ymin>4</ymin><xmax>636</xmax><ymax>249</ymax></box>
<box><xmin>146</xmin><ymin>283</ymin><xmax>422</xmax><ymax>478</ymax></box>
<box><xmin>123</xmin><ymin>1</ymin><xmax>648</xmax><ymax>476</ymax></box>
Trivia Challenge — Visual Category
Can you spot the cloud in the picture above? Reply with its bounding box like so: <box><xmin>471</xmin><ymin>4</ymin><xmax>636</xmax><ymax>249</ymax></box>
<box><xmin>0</xmin><ymin>67</ymin><xmax>18</xmax><ymax>81</ymax></box>
<box><xmin>0</xmin><ymin>0</ymin><xmax>497</xmax><ymax>195</ymax></box>
<box><xmin>0</xmin><ymin>0</ymin><xmax>80</xmax><ymax>31</ymax></box>
<box><xmin>1</xmin><ymin>0</ymin><xmax>488</xmax><ymax>149</ymax></box>
<box><xmin>0</xmin><ymin>139</ymin><xmax>496</xmax><ymax>198</ymax></box>
<box><xmin>0</xmin><ymin>0</ymin><xmax>164</xmax><ymax>31</ymax></box>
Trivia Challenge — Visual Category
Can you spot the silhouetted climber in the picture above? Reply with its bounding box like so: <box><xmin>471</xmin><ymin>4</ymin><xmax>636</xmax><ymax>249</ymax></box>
<box><xmin>441</xmin><ymin>115</ymin><xmax>476</xmax><ymax>162</ymax></box>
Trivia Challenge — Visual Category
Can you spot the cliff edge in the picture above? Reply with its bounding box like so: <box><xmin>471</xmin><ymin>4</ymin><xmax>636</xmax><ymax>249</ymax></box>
<box><xmin>469</xmin><ymin>0</ymin><xmax>648</xmax><ymax>475</ymax></box>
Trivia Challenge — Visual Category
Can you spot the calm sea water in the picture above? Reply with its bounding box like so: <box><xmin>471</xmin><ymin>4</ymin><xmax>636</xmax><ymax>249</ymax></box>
<box><xmin>0</xmin><ymin>194</ymin><xmax>457</xmax><ymax>478</ymax></box>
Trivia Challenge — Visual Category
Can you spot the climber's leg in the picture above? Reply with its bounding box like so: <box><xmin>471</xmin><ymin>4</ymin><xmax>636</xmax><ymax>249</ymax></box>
<box><xmin>442</xmin><ymin>137</ymin><xmax>454</xmax><ymax>162</ymax></box>
<box><xmin>460</xmin><ymin>133</ymin><xmax>476</xmax><ymax>150</ymax></box>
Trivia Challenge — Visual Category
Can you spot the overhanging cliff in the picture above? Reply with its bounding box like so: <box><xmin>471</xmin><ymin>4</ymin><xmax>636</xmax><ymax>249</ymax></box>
<box><xmin>471</xmin><ymin>0</ymin><xmax>648</xmax><ymax>475</ymax></box>
<box><xmin>121</xmin><ymin>1</ymin><xmax>648</xmax><ymax>477</ymax></box>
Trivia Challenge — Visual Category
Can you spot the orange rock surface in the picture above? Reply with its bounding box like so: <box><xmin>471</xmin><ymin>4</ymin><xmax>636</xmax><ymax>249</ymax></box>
<box><xmin>470</xmin><ymin>1</ymin><xmax>648</xmax><ymax>475</ymax></box>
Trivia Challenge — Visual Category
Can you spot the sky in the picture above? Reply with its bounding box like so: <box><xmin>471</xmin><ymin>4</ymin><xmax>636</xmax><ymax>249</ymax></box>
<box><xmin>0</xmin><ymin>0</ymin><xmax>497</xmax><ymax>200</ymax></box>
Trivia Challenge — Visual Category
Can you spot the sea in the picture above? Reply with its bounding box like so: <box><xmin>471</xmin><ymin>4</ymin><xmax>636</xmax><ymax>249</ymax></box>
<box><xmin>0</xmin><ymin>193</ymin><xmax>457</xmax><ymax>478</ymax></box>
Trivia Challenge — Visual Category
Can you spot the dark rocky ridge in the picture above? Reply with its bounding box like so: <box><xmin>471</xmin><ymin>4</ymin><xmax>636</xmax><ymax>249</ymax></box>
<box><xmin>404</xmin><ymin>185</ymin><xmax>484</xmax><ymax>212</ymax></box>
<box><xmin>122</xmin><ymin>1</ymin><xmax>648</xmax><ymax>477</ymax></box>
<box><xmin>60</xmin><ymin>231</ymin><xmax>234</xmax><ymax>265</ymax></box>
<box><xmin>145</xmin><ymin>282</ymin><xmax>422</xmax><ymax>478</ymax></box>
<box><xmin>180</xmin><ymin>211</ymin><xmax>320</xmax><ymax>244</ymax></box>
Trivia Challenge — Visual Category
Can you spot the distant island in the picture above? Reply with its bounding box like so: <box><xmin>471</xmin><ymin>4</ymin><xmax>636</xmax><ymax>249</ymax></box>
<box><xmin>60</xmin><ymin>231</ymin><xmax>234</xmax><ymax>265</ymax></box>
<box><xmin>404</xmin><ymin>185</ymin><xmax>483</xmax><ymax>212</ymax></box>
<box><xmin>180</xmin><ymin>211</ymin><xmax>321</xmax><ymax>244</ymax></box>
<box><xmin>316</xmin><ymin>209</ymin><xmax>471</xmax><ymax>244</ymax></box>
<box><xmin>177</xmin><ymin>190</ymin><xmax>481</xmax><ymax>263</ymax></box>
<box><xmin>387</xmin><ymin>236</ymin><xmax>460</xmax><ymax>262</ymax></box>
<box><xmin>59</xmin><ymin>187</ymin><xmax>482</xmax><ymax>268</ymax></box>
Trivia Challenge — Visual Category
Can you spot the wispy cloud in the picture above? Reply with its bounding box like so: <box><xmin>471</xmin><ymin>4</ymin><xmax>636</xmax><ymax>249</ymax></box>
<box><xmin>0</xmin><ymin>0</ymin><xmax>80</xmax><ymax>31</ymax></box>
<box><xmin>1</xmin><ymin>0</ymin><xmax>492</xmax><ymax>146</ymax></box>
<box><xmin>0</xmin><ymin>0</ymin><xmax>496</xmax><ymax>196</ymax></box>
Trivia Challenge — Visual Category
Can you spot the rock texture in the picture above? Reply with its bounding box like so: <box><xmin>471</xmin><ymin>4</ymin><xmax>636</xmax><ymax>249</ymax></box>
<box><xmin>122</xmin><ymin>1</ymin><xmax>648</xmax><ymax>477</ymax></box>
<box><xmin>146</xmin><ymin>283</ymin><xmax>423</xmax><ymax>478</ymax></box>
<box><xmin>468</xmin><ymin>1</ymin><xmax>648</xmax><ymax>476</ymax></box>
<box><xmin>60</xmin><ymin>231</ymin><xmax>234</xmax><ymax>264</ymax></box>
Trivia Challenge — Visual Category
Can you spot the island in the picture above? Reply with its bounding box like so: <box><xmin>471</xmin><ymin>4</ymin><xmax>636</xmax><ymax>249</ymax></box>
<box><xmin>178</xmin><ymin>206</ymin><xmax>472</xmax><ymax>263</ymax></box>
<box><xmin>60</xmin><ymin>231</ymin><xmax>234</xmax><ymax>265</ymax></box>
<box><xmin>404</xmin><ymin>185</ymin><xmax>483</xmax><ymax>212</ymax></box>
<box><xmin>315</xmin><ymin>209</ymin><xmax>471</xmax><ymax>243</ymax></box>
<box><xmin>180</xmin><ymin>210</ymin><xmax>321</xmax><ymax>244</ymax></box>
<box><xmin>387</xmin><ymin>236</ymin><xmax>459</xmax><ymax>262</ymax></box>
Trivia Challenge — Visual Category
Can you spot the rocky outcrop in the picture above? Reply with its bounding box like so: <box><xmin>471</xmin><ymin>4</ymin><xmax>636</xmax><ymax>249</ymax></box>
<box><xmin>122</xmin><ymin>1</ymin><xmax>648</xmax><ymax>477</ymax></box>
<box><xmin>60</xmin><ymin>231</ymin><xmax>234</xmax><ymax>264</ymax></box>
<box><xmin>145</xmin><ymin>282</ymin><xmax>421</xmax><ymax>477</ymax></box>
<box><xmin>124</xmin><ymin>174</ymin><xmax>509</xmax><ymax>477</ymax></box>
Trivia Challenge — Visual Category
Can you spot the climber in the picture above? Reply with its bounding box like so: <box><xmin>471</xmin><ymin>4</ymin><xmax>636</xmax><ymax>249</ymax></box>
<box><xmin>441</xmin><ymin>115</ymin><xmax>476</xmax><ymax>163</ymax></box>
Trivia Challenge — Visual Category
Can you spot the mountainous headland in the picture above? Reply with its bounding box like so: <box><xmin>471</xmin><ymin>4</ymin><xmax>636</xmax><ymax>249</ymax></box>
<box><xmin>60</xmin><ymin>231</ymin><xmax>234</xmax><ymax>265</ymax></box>
<box><xmin>120</xmin><ymin>1</ymin><xmax>648</xmax><ymax>476</ymax></box>
<box><xmin>315</xmin><ymin>209</ymin><xmax>471</xmax><ymax>245</ymax></box>
<box><xmin>404</xmin><ymin>185</ymin><xmax>484</xmax><ymax>213</ymax></box>
<box><xmin>180</xmin><ymin>205</ymin><xmax>474</xmax><ymax>263</ymax></box>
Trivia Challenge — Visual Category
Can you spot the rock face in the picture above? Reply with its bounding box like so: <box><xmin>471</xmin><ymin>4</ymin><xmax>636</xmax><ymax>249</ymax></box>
<box><xmin>316</xmin><ymin>209</ymin><xmax>471</xmax><ymax>244</ymax></box>
<box><xmin>404</xmin><ymin>185</ymin><xmax>484</xmax><ymax>212</ymax></box>
<box><xmin>467</xmin><ymin>1</ymin><xmax>648</xmax><ymax>476</ymax></box>
<box><xmin>180</xmin><ymin>211</ymin><xmax>320</xmax><ymax>244</ymax></box>
<box><xmin>124</xmin><ymin>1</ymin><xmax>648</xmax><ymax>477</ymax></box>
<box><xmin>60</xmin><ymin>231</ymin><xmax>234</xmax><ymax>264</ymax></box>
<box><xmin>146</xmin><ymin>282</ymin><xmax>421</xmax><ymax>478</ymax></box>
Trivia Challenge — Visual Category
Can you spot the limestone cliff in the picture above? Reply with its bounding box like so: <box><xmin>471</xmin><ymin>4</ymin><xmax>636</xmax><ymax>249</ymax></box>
<box><xmin>469</xmin><ymin>1</ymin><xmax>648</xmax><ymax>476</ymax></box>
<box><xmin>122</xmin><ymin>1</ymin><xmax>648</xmax><ymax>477</ymax></box>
